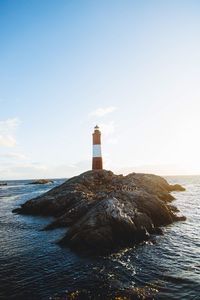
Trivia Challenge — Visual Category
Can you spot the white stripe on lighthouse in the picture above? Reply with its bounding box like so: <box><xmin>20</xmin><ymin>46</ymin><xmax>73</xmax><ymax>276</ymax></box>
<box><xmin>93</xmin><ymin>144</ymin><xmax>102</xmax><ymax>157</ymax></box>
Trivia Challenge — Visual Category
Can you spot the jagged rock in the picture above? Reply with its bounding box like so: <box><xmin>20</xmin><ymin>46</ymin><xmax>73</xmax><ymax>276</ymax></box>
<box><xmin>13</xmin><ymin>170</ymin><xmax>186</xmax><ymax>254</ymax></box>
<box><xmin>59</xmin><ymin>196</ymin><xmax>171</xmax><ymax>253</ymax></box>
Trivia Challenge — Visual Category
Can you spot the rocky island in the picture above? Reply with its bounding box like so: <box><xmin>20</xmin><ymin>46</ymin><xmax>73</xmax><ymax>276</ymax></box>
<box><xmin>28</xmin><ymin>179</ymin><xmax>54</xmax><ymax>185</ymax></box>
<box><xmin>13</xmin><ymin>170</ymin><xmax>186</xmax><ymax>254</ymax></box>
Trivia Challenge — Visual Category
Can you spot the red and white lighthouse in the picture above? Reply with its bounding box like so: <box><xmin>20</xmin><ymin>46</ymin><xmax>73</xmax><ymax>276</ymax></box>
<box><xmin>92</xmin><ymin>125</ymin><xmax>103</xmax><ymax>170</ymax></box>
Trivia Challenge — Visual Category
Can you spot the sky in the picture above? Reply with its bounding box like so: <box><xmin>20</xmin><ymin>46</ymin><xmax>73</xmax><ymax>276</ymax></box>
<box><xmin>1</xmin><ymin>0</ymin><xmax>200</xmax><ymax>179</ymax></box>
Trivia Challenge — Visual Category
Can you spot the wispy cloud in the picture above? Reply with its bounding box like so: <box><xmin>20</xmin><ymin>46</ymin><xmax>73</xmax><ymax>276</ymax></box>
<box><xmin>0</xmin><ymin>118</ymin><xmax>20</xmax><ymax>147</ymax></box>
<box><xmin>0</xmin><ymin>162</ymin><xmax>48</xmax><ymax>180</ymax></box>
<box><xmin>89</xmin><ymin>106</ymin><xmax>117</xmax><ymax>117</ymax></box>
<box><xmin>0</xmin><ymin>152</ymin><xmax>28</xmax><ymax>160</ymax></box>
<box><xmin>0</xmin><ymin>118</ymin><xmax>20</xmax><ymax>131</ymax></box>
<box><xmin>0</xmin><ymin>160</ymin><xmax>91</xmax><ymax>180</ymax></box>
<box><xmin>0</xmin><ymin>136</ymin><xmax>16</xmax><ymax>147</ymax></box>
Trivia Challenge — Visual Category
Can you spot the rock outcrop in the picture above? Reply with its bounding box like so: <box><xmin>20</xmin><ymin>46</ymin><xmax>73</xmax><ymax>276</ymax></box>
<box><xmin>169</xmin><ymin>183</ymin><xmax>186</xmax><ymax>192</ymax></box>
<box><xmin>13</xmin><ymin>170</ymin><xmax>186</xmax><ymax>254</ymax></box>
<box><xmin>28</xmin><ymin>179</ymin><xmax>54</xmax><ymax>185</ymax></box>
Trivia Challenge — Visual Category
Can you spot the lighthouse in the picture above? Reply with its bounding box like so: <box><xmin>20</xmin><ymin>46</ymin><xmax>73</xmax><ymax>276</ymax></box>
<box><xmin>92</xmin><ymin>125</ymin><xmax>103</xmax><ymax>170</ymax></box>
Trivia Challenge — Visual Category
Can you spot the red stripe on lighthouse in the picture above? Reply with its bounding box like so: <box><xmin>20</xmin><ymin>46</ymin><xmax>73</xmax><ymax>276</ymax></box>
<box><xmin>92</xmin><ymin>125</ymin><xmax>103</xmax><ymax>170</ymax></box>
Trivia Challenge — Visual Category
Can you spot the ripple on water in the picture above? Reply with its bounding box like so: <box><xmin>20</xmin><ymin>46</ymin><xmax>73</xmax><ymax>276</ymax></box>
<box><xmin>0</xmin><ymin>177</ymin><xmax>200</xmax><ymax>300</ymax></box>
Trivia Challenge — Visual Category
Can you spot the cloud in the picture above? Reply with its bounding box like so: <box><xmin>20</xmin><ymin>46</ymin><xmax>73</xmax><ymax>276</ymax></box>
<box><xmin>0</xmin><ymin>118</ymin><xmax>20</xmax><ymax>131</ymax></box>
<box><xmin>89</xmin><ymin>106</ymin><xmax>117</xmax><ymax>117</ymax></box>
<box><xmin>0</xmin><ymin>135</ymin><xmax>16</xmax><ymax>147</ymax></box>
<box><xmin>0</xmin><ymin>152</ymin><xmax>28</xmax><ymax>160</ymax></box>
<box><xmin>114</xmin><ymin>164</ymin><xmax>193</xmax><ymax>176</ymax></box>
<box><xmin>0</xmin><ymin>118</ymin><xmax>20</xmax><ymax>147</ymax></box>
<box><xmin>0</xmin><ymin>161</ymin><xmax>49</xmax><ymax>180</ymax></box>
<box><xmin>0</xmin><ymin>160</ymin><xmax>91</xmax><ymax>180</ymax></box>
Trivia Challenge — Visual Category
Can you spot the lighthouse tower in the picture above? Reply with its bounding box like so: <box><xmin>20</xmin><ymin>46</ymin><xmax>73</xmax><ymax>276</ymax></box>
<box><xmin>92</xmin><ymin>125</ymin><xmax>103</xmax><ymax>170</ymax></box>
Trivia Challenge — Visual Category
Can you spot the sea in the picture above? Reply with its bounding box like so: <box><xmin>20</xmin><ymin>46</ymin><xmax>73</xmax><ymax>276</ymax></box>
<box><xmin>0</xmin><ymin>176</ymin><xmax>199</xmax><ymax>300</ymax></box>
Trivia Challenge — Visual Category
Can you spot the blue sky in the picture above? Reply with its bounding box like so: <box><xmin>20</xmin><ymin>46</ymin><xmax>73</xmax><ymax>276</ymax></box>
<box><xmin>1</xmin><ymin>0</ymin><xmax>200</xmax><ymax>179</ymax></box>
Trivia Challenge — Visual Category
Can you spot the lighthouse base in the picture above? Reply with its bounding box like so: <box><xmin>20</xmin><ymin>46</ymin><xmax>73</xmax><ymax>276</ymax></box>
<box><xmin>92</xmin><ymin>157</ymin><xmax>103</xmax><ymax>170</ymax></box>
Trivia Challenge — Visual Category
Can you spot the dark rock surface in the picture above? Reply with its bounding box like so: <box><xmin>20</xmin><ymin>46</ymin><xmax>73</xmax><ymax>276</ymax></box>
<box><xmin>28</xmin><ymin>179</ymin><xmax>54</xmax><ymax>185</ymax></box>
<box><xmin>13</xmin><ymin>170</ymin><xmax>186</xmax><ymax>254</ymax></box>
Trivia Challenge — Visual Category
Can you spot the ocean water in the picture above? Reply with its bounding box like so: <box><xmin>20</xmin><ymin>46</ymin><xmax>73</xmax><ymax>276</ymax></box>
<box><xmin>0</xmin><ymin>176</ymin><xmax>199</xmax><ymax>300</ymax></box>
